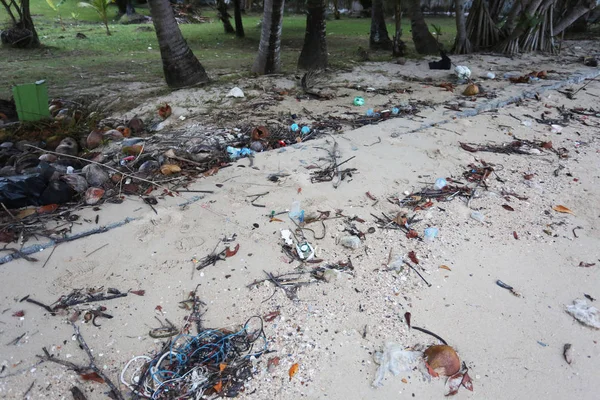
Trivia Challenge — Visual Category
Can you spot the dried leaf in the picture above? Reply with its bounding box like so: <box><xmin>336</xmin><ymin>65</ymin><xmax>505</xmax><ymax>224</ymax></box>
<box><xmin>513</xmin><ymin>231</ymin><xmax>519</xmax><ymax>240</ymax></box>
<box><xmin>158</xmin><ymin>103</ymin><xmax>172</xmax><ymax>119</ymax></box>
<box><xmin>408</xmin><ymin>251</ymin><xmax>419</xmax><ymax>264</ymax></box>
<box><xmin>264</xmin><ymin>310</ymin><xmax>280</xmax><ymax>322</ymax></box>
<box><xmin>297</xmin><ymin>187</ymin><xmax>302</xmax><ymax>194</ymax></box>
<box><xmin>122</xmin><ymin>145</ymin><xmax>143</xmax><ymax>156</ymax></box>
<box><xmin>270</xmin><ymin>217</ymin><xmax>284</xmax><ymax>222</ymax></box>
<box><xmin>219</xmin><ymin>363</ymin><xmax>227</xmax><ymax>372</ymax></box>
<box><xmin>213</xmin><ymin>380</ymin><xmax>222</xmax><ymax>392</ymax></box>
<box><xmin>445</xmin><ymin>371</ymin><xmax>464</xmax><ymax>396</ymax></box>
<box><xmin>16</xmin><ymin>208</ymin><xmax>36</xmax><ymax>220</ymax></box>
<box><xmin>553</xmin><ymin>205</ymin><xmax>575</xmax><ymax>215</ymax></box>
<box><xmin>225</xmin><ymin>244</ymin><xmax>240</xmax><ymax>258</ymax></box>
<box><xmin>578</xmin><ymin>262</ymin><xmax>596</xmax><ymax>268</ymax></box>
<box><xmin>70</xmin><ymin>310</ymin><xmax>81</xmax><ymax>322</ymax></box>
<box><xmin>289</xmin><ymin>363</ymin><xmax>299</xmax><ymax>380</ymax></box>
<box><xmin>79</xmin><ymin>372</ymin><xmax>105</xmax><ymax>383</ymax></box>
<box><xmin>401</xmin><ymin>378</ymin><xmax>408</xmax><ymax>383</ymax></box>
<box><xmin>12</xmin><ymin>310</ymin><xmax>24</xmax><ymax>317</ymax></box>
<box><xmin>404</xmin><ymin>311</ymin><xmax>411</xmax><ymax>329</ymax></box>
<box><xmin>130</xmin><ymin>290</ymin><xmax>145</xmax><ymax>296</ymax></box>
<box><xmin>267</xmin><ymin>356</ymin><xmax>280</xmax><ymax>371</ymax></box>
<box><xmin>366</xmin><ymin>191</ymin><xmax>377</xmax><ymax>200</ymax></box>
<box><xmin>502</xmin><ymin>204</ymin><xmax>515</xmax><ymax>211</ymax></box>
<box><xmin>461</xmin><ymin>371</ymin><xmax>474</xmax><ymax>391</ymax></box>
<box><xmin>160</xmin><ymin>164</ymin><xmax>181</xmax><ymax>175</ymax></box>
<box><xmin>406</xmin><ymin>230</ymin><xmax>418</xmax><ymax>239</ymax></box>
<box><xmin>36</xmin><ymin>204</ymin><xmax>59</xmax><ymax>214</ymax></box>
<box><xmin>541</xmin><ymin>141</ymin><xmax>553</xmax><ymax>149</ymax></box>
<box><xmin>459</xmin><ymin>142</ymin><xmax>478</xmax><ymax>152</ymax></box>
<box><xmin>155</xmin><ymin>305</ymin><xmax>163</xmax><ymax>312</ymax></box>
<box><xmin>523</xmin><ymin>174</ymin><xmax>534</xmax><ymax>180</ymax></box>
<box><xmin>203</xmin><ymin>167</ymin><xmax>219</xmax><ymax>177</ymax></box>
<box><xmin>439</xmin><ymin>265</ymin><xmax>452</xmax><ymax>271</ymax></box>
<box><xmin>251</xmin><ymin>126</ymin><xmax>269</xmax><ymax>140</ymax></box>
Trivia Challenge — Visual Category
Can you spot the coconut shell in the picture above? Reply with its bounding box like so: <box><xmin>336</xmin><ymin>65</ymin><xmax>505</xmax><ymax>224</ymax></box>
<box><xmin>87</xmin><ymin>130</ymin><xmax>103</xmax><ymax>149</ymax></box>
<box><xmin>424</xmin><ymin>345</ymin><xmax>460</xmax><ymax>377</ymax></box>
<box><xmin>463</xmin><ymin>84</ymin><xmax>479</xmax><ymax>96</ymax></box>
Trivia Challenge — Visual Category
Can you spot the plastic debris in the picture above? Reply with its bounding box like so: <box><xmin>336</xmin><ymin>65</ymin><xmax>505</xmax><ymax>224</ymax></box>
<box><xmin>429</xmin><ymin>51</ymin><xmax>451</xmax><ymax>70</ymax></box>
<box><xmin>455</xmin><ymin>66</ymin><xmax>471</xmax><ymax>81</ymax></box>
<box><xmin>301</xmin><ymin>126</ymin><xmax>311</xmax><ymax>135</ymax></box>
<box><xmin>566</xmin><ymin>299</ymin><xmax>600</xmax><ymax>329</ymax></box>
<box><xmin>366</xmin><ymin>109</ymin><xmax>374</xmax><ymax>117</ymax></box>
<box><xmin>433</xmin><ymin>178</ymin><xmax>448</xmax><ymax>190</ymax></box>
<box><xmin>372</xmin><ymin>343</ymin><xmax>423</xmax><ymax>387</ymax></box>
<box><xmin>226</xmin><ymin>146</ymin><xmax>253</xmax><ymax>160</ymax></box>
<box><xmin>551</xmin><ymin>124</ymin><xmax>563</xmax><ymax>134</ymax></box>
<box><xmin>424</xmin><ymin>227</ymin><xmax>439</xmax><ymax>242</ymax></box>
<box><xmin>226</xmin><ymin>87</ymin><xmax>245</xmax><ymax>98</ymax></box>
<box><xmin>470</xmin><ymin>211</ymin><xmax>485</xmax><ymax>223</ymax></box>
<box><xmin>521</xmin><ymin>120</ymin><xmax>533</xmax><ymax>127</ymax></box>
<box><xmin>485</xmin><ymin>72</ymin><xmax>496</xmax><ymax>79</ymax></box>
<box><xmin>289</xmin><ymin>201</ymin><xmax>304</xmax><ymax>222</ymax></box>
<box><xmin>391</xmin><ymin>107</ymin><xmax>400</xmax><ymax>115</ymax></box>
<box><xmin>353</xmin><ymin>96</ymin><xmax>365</xmax><ymax>106</ymax></box>
<box><xmin>296</xmin><ymin>241</ymin><xmax>315</xmax><ymax>260</ymax></box>
<box><xmin>280</xmin><ymin>229</ymin><xmax>293</xmax><ymax>246</ymax></box>
<box><xmin>340</xmin><ymin>235</ymin><xmax>361</xmax><ymax>249</ymax></box>
<box><xmin>290</xmin><ymin>123</ymin><xmax>300</xmax><ymax>132</ymax></box>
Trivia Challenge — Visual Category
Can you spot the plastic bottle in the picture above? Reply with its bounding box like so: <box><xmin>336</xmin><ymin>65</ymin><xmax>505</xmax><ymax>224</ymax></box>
<box><xmin>301</xmin><ymin>126</ymin><xmax>311</xmax><ymax>135</ymax></box>
<box><xmin>433</xmin><ymin>178</ymin><xmax>448</xmax><ymax>190</ymax></box>
<box><xmin>366</xmin><ymin>109</ymin><xmax>375</xmax><ymax>117</ymax></box>
<box><xmin>391</xmin><ymin>107</ymin><xmax>400</xmax><ymax>115</ymax></box>
<box><xmin>290</xmin><ymin>123</ymin><xmax>300</xmax><ymax>132</ymax></box>
<box><xmin>289</xmin><ymin>201</ymin><xmax>304</xmax><ymax>222</ymax></box>
<box><xmin>340</xmin><ymin>235</ymin><xmax>361</xmax><ymax>249</ymax></box>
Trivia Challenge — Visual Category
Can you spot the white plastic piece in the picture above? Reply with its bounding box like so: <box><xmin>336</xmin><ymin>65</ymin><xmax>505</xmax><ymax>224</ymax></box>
<box><xmin>372</xmin><ymin>343</ymin><xmax>423</xmax><ymax>387</ymax></box>
<box><xmin>281</xmin><ymin>229</ymin><xmax>293</xmax><ymax>246</ymax></box>
<box><xmin>226</xmin><ymin>87</ymin><xmax>245</xmax><ymax>98</ymax></box>
<box><xmin>455</xmin><ymin>66</ymin><xmax>471</xmax><ymax>81</ymax></box>
<box><xmin>566</xmin><ymin>299</ymin><xmax>600</xmax><ymax>329</ymax></box>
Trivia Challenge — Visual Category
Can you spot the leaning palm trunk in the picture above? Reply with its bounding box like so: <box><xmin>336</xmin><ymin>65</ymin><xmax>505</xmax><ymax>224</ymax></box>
<box><xmin>233</xmin><ymin>0</ymin><xmax>245</xmax><ymax>37</ymax></box>
<box><xmin>298</xmin><ymin>0</ymin><xmax>328</xmax><ymax>70</ymax></box>
<box><xmin>252</xmin><ymin>0</ymin><xmax>285</xmax><ymax>74</ymax></box>
<box><xmin>453</xmin><ymin>0</ymin><xmax>472</xmax><ymax>53</ymax></box>
<box><xmin>392</xmin><ymin>0</ymin><xmax>406</xmax><ymax>56</ymax></box>
<box><xmin>148</xmin><ymin>0</ymin><xmax>209</xmax><ymax>88</ymax></box>
<box><xmin>407</xmin><ymin>0</ymin><xmax>439</xmax><ymax>54</ymax></box>
<box><xmin>370</xmin><ymin>0</ymin><xmax>392</xmax><ymax>50</ymax></box>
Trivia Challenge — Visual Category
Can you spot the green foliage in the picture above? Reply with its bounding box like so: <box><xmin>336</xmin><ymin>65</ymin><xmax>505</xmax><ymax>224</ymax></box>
<box><xmin>78</xmin><ymin>0</ymin><xmax>112</xmax><ymax>35</ymax></box>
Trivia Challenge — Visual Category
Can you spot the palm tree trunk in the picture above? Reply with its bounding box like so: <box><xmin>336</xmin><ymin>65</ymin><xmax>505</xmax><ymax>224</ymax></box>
<box><xmin>553</xmin><ymin>0</ymin><xmax>597</xmax><ymax>36</ymax></box>
<box><xmin>370</xmin><ymin>0</ymin><xmax>392</xmax><ymax>50</ymax></box>
<box><xmin>453</xmin><ymin>0</ymin><xmax>472</xmax><ymax>53</ymax></box>
<box><xmin>252</xmin><ymin>0</ymin><xmax>285</xmax><ymax>75</ymax></box>
<box><xmin>233</xmin><ymin>0</ymin><xmax>245</xmax><ymax>37</ymax></box>
<box><xmin>217</xmin><ymin>0</ymin><xmax>235</xmax><ymax>34</ymax></box>
<box><xmin>20</xmin><ymin>0</ymin><xmax>40</xmax><ymax>48</ymax></box>
<box><xmin>407</xmin><ymin>0</ymin><xmax>439</xmax><ymax>54</ymax></box>
<box><xmin>298</xmin><ymin>0</ymin><xmax>328</xmax><ymax>69</ymax></box>
<box><xmin>148</xmin><ymin>0</ymin><xmax>209</xmax><ymax>88</ymax></box>
<box><xmin>393</xmin><ymin>0</ymin><xmax>405</xmax><ymax>56</ymax></box>
<box><xmin>333</xmin><ymin>0</ymin><xmax>341</xmax><ymax>19</ymax></box>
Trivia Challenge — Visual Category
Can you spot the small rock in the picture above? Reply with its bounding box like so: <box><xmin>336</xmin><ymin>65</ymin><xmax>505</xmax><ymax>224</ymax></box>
<box><xmin>226</xmin><ymin>87</ymin><xmax>245</xmax><ymax>98</ymax></box>
<box><xmin>103</xmin><ymin>129</ymin><xmax>124</xmax><ymax>140</ymax></box>
<box><xmin>39</xmin><ymin>154</ymin><xmax>57</xmax><ymax>162</ymax></box>
<box><xmin>250</xmin><ymin>141</ymin><xmax>264</xmax><ymax>152</ymax></box>
<box><xmin>128</xmin><ymin>116</ymin><xmax>144</xmax><ymax>134</ymax></box>
<box><xmin>61</xmin><ymin>174</ymin><xmax>88</xmax><ymax>193</ymax></box>
<box><xmin>85</xmin><ymin>187</ymin><xmax>105</xmax><ymax>205</ymax></box>
<box><xmin>87</xmin><ymin>130</ymin><xmax>103</xmax><ymax>149</ymax></box>
<box><xmin>83</xmin><ymin>164</ymin><xmax>109</xmax><ymax>187</ymax></box>
<box><xmin>0</xmin><ymin>142</ymin><xmax>13</xmax><ymax>148</ymax></box>
<box><xmin>396</xmin><ymin>57</ymin><xmax>406</xmax><ymax>65</ymax></box>
<box><xmin>138</xmin><ymin>160</ymin><xmax>160</xmax><ymax>173</ymax></box>
<box><xmin>55</xmin><ymin>138</ymin><xmax>79</xmax><ymax>156</ymax></box>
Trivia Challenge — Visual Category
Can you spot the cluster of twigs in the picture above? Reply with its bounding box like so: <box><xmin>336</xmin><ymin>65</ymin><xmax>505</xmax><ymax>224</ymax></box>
<box><xmin>460</xmin><ymin>137</ymin><xmax>568</xmax><ymax>158</ymax></box>
<box><xmin>310</xmin><ymin>142</ymin><xmax>357</xmax><ymax>187</ymax></box>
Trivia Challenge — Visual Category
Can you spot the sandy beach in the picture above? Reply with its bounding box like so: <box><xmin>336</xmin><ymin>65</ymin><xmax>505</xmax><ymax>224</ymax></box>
<box><xmin>1</xmin><ymin>46</ymin><xmax>599</xmax><ymax>399</ymax></box>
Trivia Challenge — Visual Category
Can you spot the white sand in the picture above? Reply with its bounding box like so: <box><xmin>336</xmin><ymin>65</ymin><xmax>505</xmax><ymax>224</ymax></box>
<box><xmin>1</xmin><ymin>46</ymin><xmax>599</xmax><ymax>399</ymax></box>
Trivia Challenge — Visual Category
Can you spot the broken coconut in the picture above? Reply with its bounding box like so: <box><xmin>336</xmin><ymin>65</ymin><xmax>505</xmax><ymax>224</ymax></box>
<box><xmin>424</xmin><ymin>345</ymin><xmax>461</xmax><ymax>377</ymax></box>
<box><xmin>463</xmin><ymin>84</ymin><xmax>479</xmax><ymax>96</ymax></box>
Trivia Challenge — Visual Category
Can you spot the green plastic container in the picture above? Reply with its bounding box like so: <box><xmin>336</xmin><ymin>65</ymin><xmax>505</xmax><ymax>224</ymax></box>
<box><xmin>12</xmin><ymin>80</ymin><xmax>50</xmax><ymax>122</ymax></box>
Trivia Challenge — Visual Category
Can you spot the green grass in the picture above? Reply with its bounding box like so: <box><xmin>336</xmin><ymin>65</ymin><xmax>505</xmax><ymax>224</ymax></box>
<box><xmin>0</xmin><ymin>0</ymin><xmax>456</xmax><ymax>101</ymax></box>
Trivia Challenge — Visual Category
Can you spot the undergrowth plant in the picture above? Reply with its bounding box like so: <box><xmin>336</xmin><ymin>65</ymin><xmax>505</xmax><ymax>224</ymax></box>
<box><xmin>78</xmin><ymin>0</ymin><xmax>111</xmax><ymax>35</ymax></box>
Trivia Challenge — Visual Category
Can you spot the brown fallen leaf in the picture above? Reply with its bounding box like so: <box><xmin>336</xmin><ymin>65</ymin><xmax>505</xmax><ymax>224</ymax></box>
<box><xmin>393</xmin><ymin>213</ymin><xmax>407</xmax><ymax>226</ymax></box>
<box><xmin>219</xmin><ymin>363</ymin><xmax>227</xmax><ymax>372</ymax></box>
<box><xmin>158</xmin><ymin>103</ymin><xmax>172</xmax><ymax>120</ymax></box>
<box><xmin>404</xmin><ymin>311</ymin><xmax>411</xmax><ymax>329</ymax></box>
<box><xmin>523</xmin><ymin>173</ymin><xmax>534</xmax><ymax>180</ymax></box>
<box><xmin>267</xmin><ymin>356</ymin><xmax>280</xmax><ymax>372</ymax></box>
<box><xmin>36</xmin><ymin>204</ymin><xmax>59</xmax><ymax>214</ymax></box>
<box><xmin>225</xmin><ymin>244</ymin><xmax>240</xmax><ymax>258</ymax></box>
<box><xmin>406</xmin><ymin>230</ymin><xmax>418</xmax><ymax>239</ymax></box>
<box><xmin>130</xmin><ymin>290</ymin><xmax>145</xmax><ymax>296</ymax></box>
<box><xmin>553</xmin><ymin>205</ymin><xmax>575</xmax><ymax>215</ymax></box>
<box><xmin>408</xmin><ymin>251</ymin><xmax>419</xmax><ymax>264</ymax></box>
<box><xmin>160</xmin><ymin>164</ymin><xmax>181</xmax><ymax>176</ymax></box>
<box><xmin>12</xmin><ymin>310</ymin><xmax>25</xmax><ymax>317</ymax></box>
<box><xmin>79</xmin><ymin>372</ymin><xmax>104</xmax><ymax>383</ymax></box>
<box><xmin>461</xmin><ymin>371</ymin><xmax>474</xmax><ymax>391</ymax></box>
<box><xmin>578</xmin><ymin>262</ymin><xmax>596</xmax><ymax>268</ymax></box>
<box><xmin>439</xmin><ymin>265</ymin><xmax>452</xmax><ymax>271</ymax></box>
<box><xmin>264</xmin><ymin>310</ymin><xmax>280</xmax><ymax>322</ymax></box>
<box><xmin>203</xmin><ymin>167</ymin><xmax>219</xmax><ymax>177</ymax></box>
<box><xmin>289</xmin><ymin>363</ymin><xmax>299</xmax><ymax>381</ymax></box>
<box><xmin>16</xmin><ymin>208</ymin><xmax>36</xmax><ymax>220</ymax></box>
<box><xmin>366</xmin><ymin>191</ymin><xmax>377</xmax><ymax>200</ymax></box>
<box><xmin>401</xmin><ymin>378</ymin><xmax>408</xmax><ymax>383</ymax></box>
<box><xmin>502</xmin><ymin>204</ymin><xmax>515</xmax><ymax>211</ymax></box>
<box><xmin>213</xmin><ymin>380</ymin><xmax>222</xmax><ymax>392</ymax></box>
